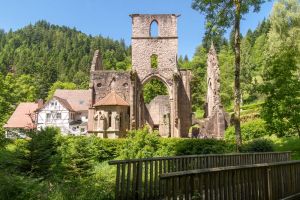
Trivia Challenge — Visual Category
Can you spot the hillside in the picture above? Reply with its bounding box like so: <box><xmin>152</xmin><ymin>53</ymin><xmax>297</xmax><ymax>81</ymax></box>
<box><xmin>0</xmin><ymin>20</ymin><xmax>131</xmax><ymax>98</ymax></box>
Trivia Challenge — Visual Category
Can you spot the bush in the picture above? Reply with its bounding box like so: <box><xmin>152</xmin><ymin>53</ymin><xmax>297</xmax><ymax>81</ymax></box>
<box><xmin>268</xmin><ymin>135</ymin><xmax>300</xmax><ymax>160</ymax></box>
<box><xmin>27</xmin><ymin>127</ymin><xmax>60</xmax><ymax>179</ymax></box>
<box><xmin>174</xmin><ymin>139</ymin><xmax>232</xmax><ymax>155</ymax></box>
<box><xmin>225</xmin><ymin>119</ymin><xmax>269</xmax><ymax>142</ymax></box>
<box><xmin>120</xmin><ymin>127</ymin><xmax>161</xmax><ymax>159</ymax></box>
<box><xmin>0</xmin><ymin>172</ymin><xmax>47</xmax><ymax>200</ymax></box>
<box><xmin>241</xmin><ymin>138</ymin><xmax>274</xmax><ymax>152</ymax></box>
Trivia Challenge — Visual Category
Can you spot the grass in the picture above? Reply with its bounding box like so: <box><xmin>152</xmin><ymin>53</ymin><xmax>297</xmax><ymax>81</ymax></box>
<box><xmin>268</xmin><ymin>135</ymin><xmax>300</xmax><ymax>160</ymax></box>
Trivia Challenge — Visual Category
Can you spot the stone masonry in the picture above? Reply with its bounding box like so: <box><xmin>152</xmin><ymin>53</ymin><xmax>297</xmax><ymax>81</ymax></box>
<box><xmin>88</xmin><ymin>14</ymin><xmax>192</xmax><ymax>138</ymax></box>
<box><xmin>201</xmin><ymin>43</ymin><xmax>228</xmax><ymax>138</ymax></box>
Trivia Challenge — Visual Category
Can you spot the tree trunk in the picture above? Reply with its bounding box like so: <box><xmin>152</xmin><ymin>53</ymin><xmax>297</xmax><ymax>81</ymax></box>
<box><xmin>234</xmin><ymin>0</ymin><xmax>242</xmax><ymax>151</ymax></box>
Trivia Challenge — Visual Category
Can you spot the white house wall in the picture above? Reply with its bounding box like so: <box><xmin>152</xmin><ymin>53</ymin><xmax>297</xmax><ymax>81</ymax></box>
<box><xmin>37</xmin><ymin>99</ymin><xmax>70</xmax><ymax>135</ymax></box>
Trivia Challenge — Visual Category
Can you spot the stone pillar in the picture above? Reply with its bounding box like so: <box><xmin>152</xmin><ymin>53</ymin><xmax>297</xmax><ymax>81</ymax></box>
<box><xmin>88</xmin><ymin>108</ymin><xmax>95</xmax><ymax>132</ymax></box>
<box><xmin>99</xmin><ymin>113</ymin><xmax>106</xmax><ymax>131</ymax></box>
<box><xmin>115</xmin><ymin>113</ymin><xmax>120</xmax><ymax>131</ymax></box>
<box><xmin>130</xmin><ymin>71</ymin><xmax>137</xmax><ymax>130</ymax></box>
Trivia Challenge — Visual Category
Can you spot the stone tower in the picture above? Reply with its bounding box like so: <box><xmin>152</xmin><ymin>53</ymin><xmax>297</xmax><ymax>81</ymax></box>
<box><xmin>130</xmin><ymin>14</ymin><xmax>192</xmax><ymax>137</ymax></box>
<box><xmin>204</xmin><ymin>43</ymin><xmax>228</xmax><ymax>138</ymax></box>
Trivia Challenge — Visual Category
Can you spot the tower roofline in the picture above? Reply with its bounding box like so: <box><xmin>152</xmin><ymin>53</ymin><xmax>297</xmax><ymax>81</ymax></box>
<box><xmin>129</xmin><ymin>14</ymin><xmax>181</xmax><ymax>18</ymax></box>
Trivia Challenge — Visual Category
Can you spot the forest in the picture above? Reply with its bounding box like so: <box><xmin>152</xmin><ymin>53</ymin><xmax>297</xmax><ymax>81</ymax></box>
<box><xmin>0</xmin><ymin>0</ymin><xmax>299</xmax><ymax>199</ymax></box>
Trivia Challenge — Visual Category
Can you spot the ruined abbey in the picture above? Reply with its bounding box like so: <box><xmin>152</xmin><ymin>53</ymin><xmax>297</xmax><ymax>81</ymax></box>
<box><xmin>5</xmin><ymin>14</ymin><xmax>228</xmax><ymax>139</ymax></box>
<box><xmin>87</xmin><ymin>14</ymin><xmax>227</xmax><ymax>138</ymax></box>
<box><xmin>88</xmin><ymin>14</ymin><xmax>192</xmax><ymax>138</ymax></box>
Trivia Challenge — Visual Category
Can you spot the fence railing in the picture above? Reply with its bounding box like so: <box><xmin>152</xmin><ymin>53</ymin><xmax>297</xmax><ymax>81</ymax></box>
<box><xmin>108</xmin><ymin>152</ymin><xmax>291</xmax><ymax>200</ymax></box>
<box><xmin>160</xmin><ymin>160</ymin><xmax>300</xmax><ymax>200</ymax></box>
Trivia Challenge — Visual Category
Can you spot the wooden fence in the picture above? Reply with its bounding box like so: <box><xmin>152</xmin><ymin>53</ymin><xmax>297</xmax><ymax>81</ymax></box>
<box><xmin>108</xmin><ymin>152</ymin><xmax>291</xmax><ymax>200</ymax></box>
<box><xmin>160</xmin><ymin>160</ymin><xmax>300</xmax><ymax>200</ymax></box>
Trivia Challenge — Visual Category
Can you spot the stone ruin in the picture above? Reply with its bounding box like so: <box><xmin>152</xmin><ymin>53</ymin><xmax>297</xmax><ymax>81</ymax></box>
<box><xmin>192</xmin><ymin>43</ymin><xmax>229</xmax><ymax>138</ymax></box>
<box><xmin>87</xmin><ymin>14</ymin><xmax>227</xmax><ymax>139</ymax></box>
<box><xmin>88</xmin><ymin>14</ymin><xmax>192</xmax><ymax>138</ymax></box>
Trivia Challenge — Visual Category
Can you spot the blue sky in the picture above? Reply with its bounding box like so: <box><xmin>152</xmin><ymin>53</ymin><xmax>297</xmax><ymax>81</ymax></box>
<box><xmin>0</xmin><ymin>0</ymin><xmax>274</xmax><ymax>58</ymax></box>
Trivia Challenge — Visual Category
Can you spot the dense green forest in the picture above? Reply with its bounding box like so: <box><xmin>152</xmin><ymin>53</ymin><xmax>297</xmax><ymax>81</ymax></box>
<box><xmin>0</xmin><ymin>0</ymin><xmax>299</xmax><ymax>199</ymax></box>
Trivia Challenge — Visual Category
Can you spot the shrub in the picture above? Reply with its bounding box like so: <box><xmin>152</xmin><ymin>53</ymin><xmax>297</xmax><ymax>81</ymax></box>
<box><xmin>0</xmin><ymin>172</ymin><xmax>47</xmax><ymax>200</ymax></box>
<box><xmin>225</xmin><ymin>119</ymin><xmax>269</xmax><ymax>142</ymax></box>
<box><xmin>27</xmin><ymin>127</ymin><xmax>60</xmax><ymax>179</ymax></box>
<box><xmin>174</xmin><ymin>139</ymin><xmax>231</xmax><ymax>155</ymax></box>
<box><xmin>268</xmin><ymin>135</ymin><xmax>300</xmax><ymax>160</ymax></box>
<box><xmin>242</xmin><ymin>138</ymin><xmax>274</xmax><ymax>152</ymax></box>
<box><xmin>2</xmin><ymin>139</ymin><xmax>30</xmax><ymax>173</ymax></box>
<box><xmin>119</xmin><ymin>127</ymin><xmax>160</xmax><ymax>159</ymax></box>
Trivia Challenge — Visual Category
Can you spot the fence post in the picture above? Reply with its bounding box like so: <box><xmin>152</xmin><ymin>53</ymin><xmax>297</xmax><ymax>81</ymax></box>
<box><xmin>266</xmin><ymin>167</ymin><xmax>272</xmax><ymax>200</ymax></box>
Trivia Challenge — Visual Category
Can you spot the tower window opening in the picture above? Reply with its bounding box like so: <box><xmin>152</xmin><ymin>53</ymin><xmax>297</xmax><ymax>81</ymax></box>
<box><xmin>151</xmin><ymin>54</ymin><xmax>158</xmax><ymax>69</ymax></box>
<box><xmin>150</xmin><ymin>20</ymin><xmax>158</xmax><ymax>37</ymax></box>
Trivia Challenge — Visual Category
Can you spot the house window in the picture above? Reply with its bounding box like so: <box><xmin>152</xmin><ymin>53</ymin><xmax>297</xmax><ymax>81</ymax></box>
<box><xmin>46</xmin><ymin>113</ymin><xmax>51</xmax><ymax>122</ymax></box>
<box><xmin>56</xmin><ymin>113</ymin><xmax>61</xmax><ymax>119</ymax></box>
<box><xmin>80</xmin><ymin>128</ymin><xmax>85</xmax><ymax>132</ymax></box>
<box><xmin>108</xmin><ymin>111</ymin><xmax>112</xmax><ymax>128</ymax></box>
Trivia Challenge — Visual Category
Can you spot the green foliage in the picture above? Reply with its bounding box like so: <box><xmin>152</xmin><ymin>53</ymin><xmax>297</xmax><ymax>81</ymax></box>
<box><xmin>0</xmin><ymin>21</ymin><xmax>130</xmax><ymax>99</ymax></box>
<box><xmin>180</xmin><ymin>45</ymin><xmax>207</xmax><ymax>111</ymax></box>
<box><xmin>150</xmin><ymin>54</ymin><xmax>158</xmax><ymax>69</ymax></box>
<box><xmin>241</xmin><ymin>138</ymin><xmax>274</xmax><ymax>152</ymax></box>
<box><xmin>120</xmin><ymin>127</ymin><xmax>161</xmax><ymax>159</ymax></box>
<box><xmin>0</xmin><ymin>173</ymin><xmax>46</xmax><ymax>200</ymax></box>
<box><xmin>192</xmin><ymin>0</ymin><xmax>267</xmax><ymax>50</ymax></box>
<box><xmin>174</xmin><ymin>139</ymin><xmax>232</xmax><ymax>155</ymax></box>
<box><xmin>218</xmin><ymin>45</ymin><xmax>234</xmax><ymax>107</ymax></box>
<box><xmin>269</xmin><ymin>135</ymin><xmax>300</xmax><ymax>160</ymax></box>
<box><xmin>225</xmin><ymin>119</ymin><xmax>269</xmax><ymax>142</ymax></box>
<box><xmin>46</xmin><ymin>81</ymin><xmax>77</xmax><ymax>101</ymax></box>
<box><xmin>27</xmin><ymin>128</ymin><xmax>60</xmax><ymax>179</ymax></box>
<box><xmin>0</xmin><ymin>73</ymin><xmax>38</xmax><ymax>139</ymax></box>
<box><xmin>143</xmin><ymin>79</ymin><xmax>168</xmax><ymax>104</ymax></box>
<box><xmin>1</xmin><ymin>139</ymin><xmax>30</xmax><ymax>174</ymax></box>
<box><xmin>261</xmin><ymin>0</ymin><xmax>300</xmax><ymax>137</ymax></box>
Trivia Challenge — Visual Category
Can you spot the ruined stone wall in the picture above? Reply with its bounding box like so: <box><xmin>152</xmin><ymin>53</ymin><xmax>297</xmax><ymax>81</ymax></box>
<box><xmin>88</xmin><ymin>70</ymin><xmax>131</xmax><ymax>133</ymax></box>
<box><xmin>178</xmin><ymin>70</ymin><xmax>192</xmax><ymax>137</ymax></box>
<box><xmin>90</xmin><ymin>71</ymin><xmax>131</xmax><ymax>104</ymax></box>
<box><xmin>131</xmin><ymin>14</ymin><xmax>178</xmax><ymax>83</ymax></box>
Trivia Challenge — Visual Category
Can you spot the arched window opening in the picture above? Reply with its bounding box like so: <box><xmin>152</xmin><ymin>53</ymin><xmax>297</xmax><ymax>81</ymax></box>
<box><xmin>150</xmin><ymin>20</ymin><xmax>159</xmax><ymax>37</ymax></box>
<box><xmin>143</xmin><ymin>79</ymin><xmax>168</xmax><ymax>104</ymax></box>
<box><xmin>150</xmin><ymin>54</ymin><xmax>158</xmax><ymax>69</ymax></box>
<box><xmin>108</xmin><ymin>111</ymin><xmax>112</xmax><ymax>128</ymax></box>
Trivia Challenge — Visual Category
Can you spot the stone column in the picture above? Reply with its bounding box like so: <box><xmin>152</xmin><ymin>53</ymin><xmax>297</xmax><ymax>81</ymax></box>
<box><xmin>115</xmin><ymin>112</ymin><xmax>120</xmax><ymax>131</ymax></box>
<box><xmin>130</xmin><ymin>71</ymin><xmax>136</xmax><ymax>130</ymax></box>
<box><xmin>99</xmin><ymin>113</ymin><xmax>106</xmax><ymax>131</ymax></box>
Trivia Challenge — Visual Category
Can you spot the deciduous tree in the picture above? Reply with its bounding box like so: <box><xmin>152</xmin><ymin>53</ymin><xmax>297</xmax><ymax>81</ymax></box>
<box><xmin>192</xmin><ymin>0</ymin><xmax>268</xmax><ymax>151</ymax></box>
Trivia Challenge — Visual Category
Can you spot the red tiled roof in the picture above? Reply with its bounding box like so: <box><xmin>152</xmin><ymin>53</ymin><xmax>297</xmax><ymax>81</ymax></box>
<box><xmin>54</xmin><ymin>89</ymin><xmax>90</xmax><ymax>111</ymax></box>
<box><xmin>94</xmin><ymin>91</ymin><xmax>129</xmax><ymax>106</ymax></box>
<box><xmin>54</xmin><ymin>96</ymin><xmax>74</xmax><ymax>111</ymax></box>
<box><xmin>4</xmin><ymin>102</ymin><xmax>38</xmax><ymax>129</ymax></box>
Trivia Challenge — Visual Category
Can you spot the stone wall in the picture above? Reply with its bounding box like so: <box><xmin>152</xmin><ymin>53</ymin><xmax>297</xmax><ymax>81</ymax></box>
<box><xmin>131</xmin><ymin>14</ymin><xmax>178</xmax><ymax>84</ymax></box>
<box><xmin>90</xmin><ymin>71</ymin><xmax>131</xmax><ymax>104</ymax></box>
<box><xmin>88</xmin><ymin>14</ymin><xmax>192</xmax><ymax>138</ymax></box>
<box><xmin>145</xmin><ymin>95</ymin><xmax>171</xmax><ymax>137</ymax></box>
